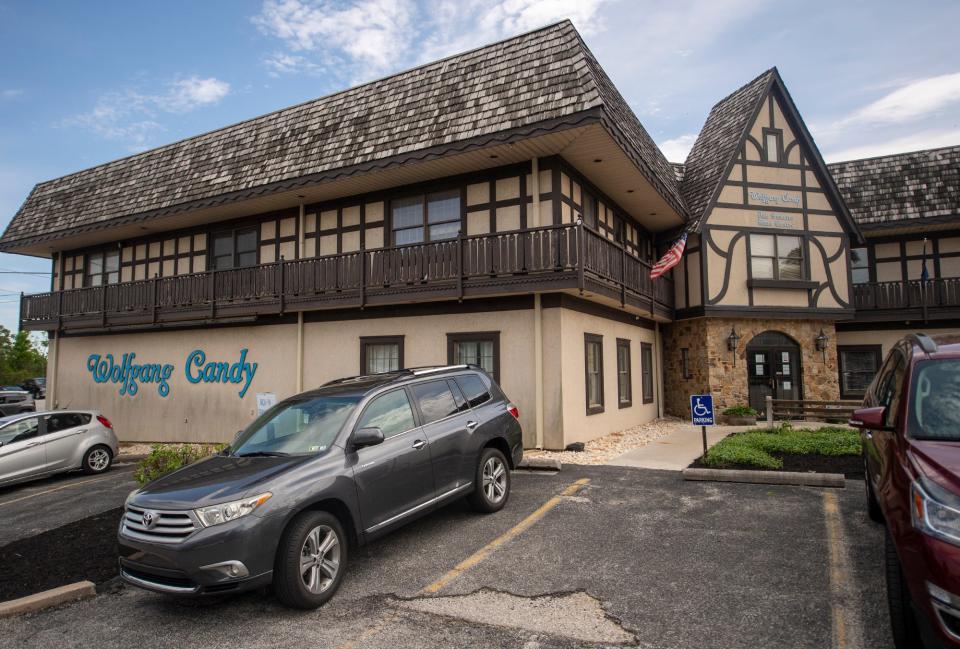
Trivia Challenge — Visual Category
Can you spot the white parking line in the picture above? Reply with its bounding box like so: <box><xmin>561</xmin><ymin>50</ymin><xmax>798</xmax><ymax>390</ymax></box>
<box><xmin>0</xmin><ymin>469</ymin><xmax>134</xmax><ymax>509</ymax></box>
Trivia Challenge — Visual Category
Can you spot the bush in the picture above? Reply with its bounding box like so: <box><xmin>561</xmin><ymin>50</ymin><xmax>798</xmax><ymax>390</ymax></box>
<box><xmin>703</xmin><ymin>424</ymin><xmax>861</xmax><ymax>470</ymax></box>
<box><xmin>134</xmin><ymin>444</ymin><xmax>223</xmax><ymax>486</ymax></box>
<box><xmin>722</xmin><ymin>405</ymin><xmax>759</xmax><ymax>417</ymax></box>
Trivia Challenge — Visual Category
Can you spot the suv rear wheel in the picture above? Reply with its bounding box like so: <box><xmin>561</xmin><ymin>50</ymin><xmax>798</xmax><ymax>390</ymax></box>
<box><xmin>273</xmin><ymin>511</ymin><xmax>347</xmax><ymax>609</ymax></box>
<box><xmin>885</xmin><ymin>528</ymin><xmax>922</xmax><ymax>649</ymax></box>
<box><xmin>468</xmin><ymin>447</ymin><xmax>510</xmax><ymax>513</ymax></box>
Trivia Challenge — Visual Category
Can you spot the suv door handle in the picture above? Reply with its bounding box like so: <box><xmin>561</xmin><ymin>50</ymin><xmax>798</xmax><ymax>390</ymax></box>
<box><xmin>412</xmin><ymin>439</ymin><xmax>426</xmax><ymax>450</ymax></box>
<box><xmin>466</xmin><ymin>421</ymin><xmax>479</xmax><ymax>430</ymax></box>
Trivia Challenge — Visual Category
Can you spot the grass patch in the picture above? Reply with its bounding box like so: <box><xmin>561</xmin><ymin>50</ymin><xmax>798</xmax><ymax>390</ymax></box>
<box><xmin>703</xmin><ymin>424</ymin><xmax>861</xmax><ymax>470</ymax></box>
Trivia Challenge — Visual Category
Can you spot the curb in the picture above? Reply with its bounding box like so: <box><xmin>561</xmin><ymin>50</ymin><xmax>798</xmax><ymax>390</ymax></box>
<box><xmin>518</xmin><ymin>457</ymin><xmax>562</xmax><ymax>471</ymax></box>
<box><xmin>0</xmin><ymin>581</ymin><xmax>96</xmax><ymax>618</ymax></box>
<box><xmin>681</xmin><ymin>467</ymin><xmax>846</xmax><ymax>488</ymax></box>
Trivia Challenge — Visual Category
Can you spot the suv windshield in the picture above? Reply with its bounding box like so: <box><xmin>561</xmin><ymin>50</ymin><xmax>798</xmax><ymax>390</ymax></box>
<box><xmin>909</xmin><ymin>359</ymin><xmax>960</xmax><ymax>442</ymax></box>
<box><xmin>232</xmin><ymin>394</ymin><xmax>361</xmax><ymax>456</ymax></box>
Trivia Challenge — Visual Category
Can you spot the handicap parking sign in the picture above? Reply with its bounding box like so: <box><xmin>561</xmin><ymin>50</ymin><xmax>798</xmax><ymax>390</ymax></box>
<box><xmin>690</xmin><ymin>394</ymin><xmax>715</xmax><ymax>426</ymax></box>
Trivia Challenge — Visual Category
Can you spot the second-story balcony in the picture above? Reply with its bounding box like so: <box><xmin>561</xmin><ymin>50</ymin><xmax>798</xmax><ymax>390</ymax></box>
<box><xmin>852</xmin><ymin>278</ymin><xmax>960</xmax><ymax>323</ymax></box>
<box><xmin>21</xmin><ymin>223</ymin><xmax>674</xmax><ymax>333</ymax></box>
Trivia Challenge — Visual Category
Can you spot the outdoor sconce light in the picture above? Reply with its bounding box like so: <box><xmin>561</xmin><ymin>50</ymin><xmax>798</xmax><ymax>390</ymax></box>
<box><xmin>727</xmin><ymin>328</ymin><xmax>741</xmax><ymax>366</ymax></box>
<box><xmin>815</xmin><ymin>329</ymin><xmax>829</xmax><ymax>361</ymax></box>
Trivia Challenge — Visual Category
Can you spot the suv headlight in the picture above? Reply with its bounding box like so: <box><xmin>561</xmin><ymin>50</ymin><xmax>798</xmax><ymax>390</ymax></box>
<box><xmin>195</xmin><ymin>493</ymin><xmax>271</xmax><ymax>528</ymax></box>
<box><xmin>912</xmin><ymin>480</ymin><xmax>960</xmax><ymax>546</ymax></box>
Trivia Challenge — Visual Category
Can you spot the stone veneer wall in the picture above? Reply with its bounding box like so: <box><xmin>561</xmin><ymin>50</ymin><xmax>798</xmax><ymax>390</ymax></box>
<box><xmin>663</xmin><ymin>317</ymin><xmax>840</xmax><ymax>418</ymax></box>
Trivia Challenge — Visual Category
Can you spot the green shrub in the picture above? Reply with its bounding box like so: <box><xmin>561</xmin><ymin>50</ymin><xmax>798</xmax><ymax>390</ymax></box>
<box><xmin>134</xmin><ymin>444</ymin><xmax>223</xmax><ymax>486</ymax></box>
<box><xmin>702</xmin><ymin>424</ymin><xmax>861</xmax><ymax>470</ymax></box>
<box><xmin>722</xmin><ymin>405</ymin><xmax>759</xmax><ymax>417</ymax></box>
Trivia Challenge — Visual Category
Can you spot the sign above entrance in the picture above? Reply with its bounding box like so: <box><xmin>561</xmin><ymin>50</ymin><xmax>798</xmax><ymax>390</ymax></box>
<box><xmin>756</xmin><ymin>211</ymin><xmax>799</xmax><ymax>229</ymax></box>
<box><xmin>690</xmin><ymin>394</ymin><xmax>715</xmax><ymax>426</ymax></box>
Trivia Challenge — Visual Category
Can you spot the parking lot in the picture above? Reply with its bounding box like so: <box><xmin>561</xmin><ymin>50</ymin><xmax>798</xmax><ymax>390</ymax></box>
<box><xmin>0</xmin><ymin>465</ymin><xmax>890</xmax><ymax>649</ymax></box>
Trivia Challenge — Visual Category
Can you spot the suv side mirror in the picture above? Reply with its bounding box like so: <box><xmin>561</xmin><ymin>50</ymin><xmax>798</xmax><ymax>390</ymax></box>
<box><xmin>351</xmin><ymin>427</ymin><xmax>385</xmax><ymax>449</ymax></box>
<box><xmin>849</xmin><ymin>406</ymin><xmax>890</xmax><ymax>430</ymax></box>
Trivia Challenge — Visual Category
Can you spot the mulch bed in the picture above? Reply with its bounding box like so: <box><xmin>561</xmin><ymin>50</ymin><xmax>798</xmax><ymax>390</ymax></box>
<box><xmin>689</xmin><ymin>453</ymin><xmax>863</xmax><ymax>479</ymax></box>
<box><xmin>0</xmin><ymin>507</ymin><xmax>123</xmax><ymax>602</ymax></box>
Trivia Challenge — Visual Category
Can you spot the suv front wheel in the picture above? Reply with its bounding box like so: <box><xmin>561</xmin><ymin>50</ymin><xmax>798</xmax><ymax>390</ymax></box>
<box><xmin>273</xmin><ymin>511</ymin><xmax>347</xmax><ymax>609</ymax></box>
<box><xmin>468</xmin><ymin>447</ymin><xmax>511</xmax><ymax>513</ymax></box>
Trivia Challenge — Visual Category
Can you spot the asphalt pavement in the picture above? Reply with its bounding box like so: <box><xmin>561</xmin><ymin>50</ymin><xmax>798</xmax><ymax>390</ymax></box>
<box><xmin>0</xmin><ymin>465</ymin><xmax>891</xmax><ymax>649</ymax></box>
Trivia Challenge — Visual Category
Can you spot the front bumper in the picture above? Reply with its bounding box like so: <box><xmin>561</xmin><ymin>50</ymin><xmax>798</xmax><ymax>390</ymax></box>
<box><xmin>118</xmin><ymin>508</ymin><xmax>285</xmax><ymax>596</ymax></box>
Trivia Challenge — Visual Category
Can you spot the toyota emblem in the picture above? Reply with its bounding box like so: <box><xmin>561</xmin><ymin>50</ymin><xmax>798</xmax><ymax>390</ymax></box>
<box><xmin>142</xmin><ymin>510</ymin><xmax>158</xmax><ymax>530</ymax></box>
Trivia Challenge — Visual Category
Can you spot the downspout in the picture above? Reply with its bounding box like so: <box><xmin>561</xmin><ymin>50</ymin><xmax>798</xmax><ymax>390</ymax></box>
<box><xmin>531</xmin><ymin>158</ymin><xmax>544</xmax><ymax>449</ymax></box>
<box><xmin>50</xmin><ymin>251</ymin><xmax>63</xmax><ymax>409</ymax></box>
<box><xmin>296</xmin><ymin>200</ymin><xmax>305</xmax><ymax>393</ymax></box>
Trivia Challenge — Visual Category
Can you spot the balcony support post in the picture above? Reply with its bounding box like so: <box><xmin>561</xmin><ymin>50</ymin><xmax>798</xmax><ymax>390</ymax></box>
<box><xmin>151</xmin><ymin>274</ymin><xmax>158</xmax><ymax>324</ymax></box>
<box><xmin>101</xmin><ymin>283</ymin><xmax>107</xmax><ymax>327</ymax></box>
<box><xmin>620</xmin><ymin>243</ymin><xmax>626</xmax><ymax>308</ymax></box>
<box><xmin>209</xmin><ymin>270</ymin><xmax>216</xmax><ymax>320</ymax></box>
<box><xmin>279</xmin><ymin>257</ymin><xmax>286</xmax><ymax>314</ymax></box>
<box><xmin>359</xmin><ymin>250</ymin><xmax>366</xmax><ymax>309</ymax></box>
<box><xmin>577</xmin><ymin>221</ymin><xmax>585</xmax><ymax>295</ymax></box>
<box><xmin>457</xmin><ymin>233</ymin><xmax>464</xmax><ymax>302</ymax></box>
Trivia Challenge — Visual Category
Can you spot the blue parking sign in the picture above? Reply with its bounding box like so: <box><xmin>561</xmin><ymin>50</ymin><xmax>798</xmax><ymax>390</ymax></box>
<box><xmin>690</xmin><ymin>394</ymin><xmax>714</xmax><ymax>426</ymax></box>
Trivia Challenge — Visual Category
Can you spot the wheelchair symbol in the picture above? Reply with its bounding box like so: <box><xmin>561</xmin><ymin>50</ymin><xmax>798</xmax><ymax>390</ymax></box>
<box><xmin>692</xmin><ymin>398</ymin><xmax>710</xmax><ymax>417</ymax></box>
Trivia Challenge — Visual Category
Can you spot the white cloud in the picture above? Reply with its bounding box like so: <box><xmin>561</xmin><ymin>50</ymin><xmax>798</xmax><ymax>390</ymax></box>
<box><xmin>1</xmin><ymin>89</ymin><xmax>24</xmax><ymax>100</ymax></box>
<box><xmin>61</xmin><ymin>76</ymin><xmax>230</xmax><ymax>150</ymax></box>
<box><xmin>252</xmin><ymin>0</ymin><xmax>611</xmax><ymax>80</ymax></box>
<box><xmin>823</xmin><ymin>128</ymin><xmax>960</xmax><ymax>163</ymax></box>
<box><xmin>840</xmin><ymin>72</ymin><xmax>960</xmax><ymax>126</ymax></box>
<box><xmin>657</xmin><ymin>133</ymin><xmax>698</xmax><ymax>162</ymax></box>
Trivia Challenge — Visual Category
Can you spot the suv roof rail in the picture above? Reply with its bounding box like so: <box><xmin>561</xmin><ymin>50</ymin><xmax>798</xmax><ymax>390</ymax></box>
<box><xmin>909</xmin><ymin>333</ymin><xmax>938</xmax><ymax>355</ymax></box>
<box><xmin>408</xmin><ymin>364</ymin><xmax>469</xmax><ymax>376</ymax></box>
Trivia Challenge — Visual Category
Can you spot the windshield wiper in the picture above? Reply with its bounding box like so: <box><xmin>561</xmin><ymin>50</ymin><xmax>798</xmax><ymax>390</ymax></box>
<box><xmin>234</xmin><ymin>451</ymin><xmax>290</xmax><ymax>457</ymax></box>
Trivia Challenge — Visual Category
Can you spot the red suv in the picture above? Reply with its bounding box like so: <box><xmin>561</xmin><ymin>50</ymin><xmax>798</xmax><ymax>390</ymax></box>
<box><xmin>852</xmin><ymin>333</ymin><xmax>960</xmax><ymax>649</ymax></box>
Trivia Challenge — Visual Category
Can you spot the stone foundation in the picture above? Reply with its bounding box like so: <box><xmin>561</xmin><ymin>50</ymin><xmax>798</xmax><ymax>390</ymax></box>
<box><xmin>663</xmin><ymin>317</ymin><xmax>840</xmax><ymax>418</ymax></box>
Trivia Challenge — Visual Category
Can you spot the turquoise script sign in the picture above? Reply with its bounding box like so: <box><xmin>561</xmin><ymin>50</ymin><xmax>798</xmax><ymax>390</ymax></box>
<box><xmin>86</xmin><ymin>349</ymin><xmax>258</xmax><ymax>398</ymax></box>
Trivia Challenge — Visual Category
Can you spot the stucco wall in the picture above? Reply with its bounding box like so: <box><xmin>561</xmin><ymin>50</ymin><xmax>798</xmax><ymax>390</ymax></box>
<box><xmin>836</xmin><ymin>326</ymin><xmax>960</xmax><ymax>358</ymax></box>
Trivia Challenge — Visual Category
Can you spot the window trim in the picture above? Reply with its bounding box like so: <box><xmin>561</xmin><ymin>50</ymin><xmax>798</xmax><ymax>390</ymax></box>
<box><xmin>762</xmin><ymin>127</ymin><xmax>783</xmax><ymax>163</ymax></box>
<box><xmin>389</xmin><ymin>188</ymin><xmax>462</xmax><ymax>246</ymax></box>
<box><xmin>850</xmin><ymin>246</ymin><xmax>872</xmax><ymax>285</ymax></box>
<box><xmin>584</xmin><ymin>333</ymin><xmax>604</xmax><ymax>415</ymax></box>
<box><xmin>84</xmin><ymin>248</ymin><xmax>121</xmax><ymax>287</ymax></box>
<box><xmin>749</xmin><ymin>232</ymin><xmax>807</xmax><ymax>282</ymax></box>
<box><xmin>446</xmin><ymin>331</ymin><xmax>500</xmax><ymax>382</ymax></box>
<box><xmin>354</xmin><ymin>387</ymin><xmax>419</xmax><ymax>439</ymax></box>
<box><xmin>838</xmin><ymin>344</ymin><xmax>883</xmax><ymax>400</ymax></box>
<box><xmin>359</xmin><ymin>336</ymin><xmax>405</xmax><ymax>375</ymax></box>
<box><xmin>616</xmin><ymin>338</ymin><xmax>632</xmax><ymax>409</ymax></box>
<box><xmin>641</xmin><ymin>342</ymin><xmax>654</xmax><ymax>404</ymax></box>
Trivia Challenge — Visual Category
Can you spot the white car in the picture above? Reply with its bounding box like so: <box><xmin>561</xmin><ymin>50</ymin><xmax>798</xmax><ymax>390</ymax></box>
<box><xmin>0</xmin><ymin>410</ymin><xmax>119</xmax><ymax>487</ymax></box>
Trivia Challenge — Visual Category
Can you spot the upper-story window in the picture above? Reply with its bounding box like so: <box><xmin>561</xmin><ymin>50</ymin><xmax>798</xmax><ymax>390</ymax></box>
<box><xmin>391</xmin><ymin>190</ymin><xmax>460</xmax><ymax>245</ymax></box>
<box><xmin>764</xmin><ymin>129</ymin><xmax>783</xmax><ymax>163</ymax></box>
<box><xmin>86</xmin><ymin>250</ymin><xmax>119</xmax><ymax>286</ymax></box>
<box><xmin>850</xmin><ymin>247</ymin><xmax>870</xmax><ymax>284</ymax></box>
<box><xmin>211</xmin><ymin>227</ymin><xmax>257</xmax><ymax>270</ymax></box>
<box><xmin>751</xmin><ymin>234</ymin><xmax>804</xmax><ymax>280</ymax></box>
<box><xmin>582</xmin><ymin>193</ymin><xmax>598</xmax><ymax>229</ymax></box>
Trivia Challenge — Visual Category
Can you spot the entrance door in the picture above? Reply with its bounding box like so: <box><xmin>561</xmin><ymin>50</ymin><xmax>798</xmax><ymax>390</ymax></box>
<box><xmin>746</xmin><ymin>332</ymin><xmax>802</xmax><ymax>413</ymax></box>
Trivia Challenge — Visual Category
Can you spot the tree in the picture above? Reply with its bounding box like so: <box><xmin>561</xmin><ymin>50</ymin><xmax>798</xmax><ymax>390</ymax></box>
<box><xmin>0</xmin><ymin>327</ymin><xmax>47</xmax><ymax>385</ymax></box>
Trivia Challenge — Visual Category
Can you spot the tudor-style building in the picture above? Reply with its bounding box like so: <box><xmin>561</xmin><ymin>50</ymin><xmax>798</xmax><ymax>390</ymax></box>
<box><xmin>3</xmin><ymin>20</ymin><xmax>958</xmax><ymax>445</ymax></box>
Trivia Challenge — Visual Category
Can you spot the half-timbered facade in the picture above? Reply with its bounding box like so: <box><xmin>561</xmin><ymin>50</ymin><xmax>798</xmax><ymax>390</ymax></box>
<box><xmin>4</xmin><ymin>21</ymin><xmax>957</xmax><ymax>442</ymax></box>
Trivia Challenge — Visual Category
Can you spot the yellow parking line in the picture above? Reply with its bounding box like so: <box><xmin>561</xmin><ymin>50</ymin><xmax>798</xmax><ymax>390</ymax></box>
<box><xmin>420</xmin><ymin>477</ymin><xmax>590</xmax><ymax>595</ymax></box>
<box><xmin>338</xmin><ymin>477</ymin><xmax>591</xmax><ymax>649</ymax></box>
<box><xmin>0</xmin><ymin>470</ymin><xmax>132</xmax><ymax>509</ymax></box>
<box><xmin>823</xmin><ymin>491</ymin><xmax>862</xmax><ymax>649</ymax></box>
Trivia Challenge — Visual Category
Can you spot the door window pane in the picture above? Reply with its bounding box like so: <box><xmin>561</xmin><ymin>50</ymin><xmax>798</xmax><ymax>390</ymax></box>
<box><xmin>641</xmin><ymin>344</ymin><xmax>653</xmax><ymax>403</ymax></box>
<box><xmin>105</xmin><ymin>250</ymin><xmax>120</xmax><ymax>284</ymax></box>
<box><xmin>0</xmin><ymin>417</ymin><xmax>39</xmax><ymax>445</ymax></box>
<box><xmin>212</xmin><ymin>232</ymin><xmax>234</xmax><ymax>270</ymax></box>
<box><xmin>45</xmin><ymin>413</ymin><xmax>87</xmax><ymax>434</ymax></box>
<box><xmin>236</xmin><ymin>228</ymin><xmax>258</xmax><ymax>266</ymax></box>
<box><xmin>357</xmin><ymin>390</ymin><xmax>415</xmax><ymax>438</ymax></box>
<box><xmin>412</xmin><ymin>380</ymin><xmax>459</xmax><ymax>424</ymax></box>
<box><xmin>87</xmin><ymin>252</ymin><xmax>104</xmax><ymax>287</ymax></box>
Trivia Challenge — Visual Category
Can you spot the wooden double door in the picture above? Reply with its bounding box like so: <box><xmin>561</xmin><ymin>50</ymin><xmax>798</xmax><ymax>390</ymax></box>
<box><xmin>746</xmin><ymin>332</ymin><xmax>802</xmax><ymax>413</ymax></box>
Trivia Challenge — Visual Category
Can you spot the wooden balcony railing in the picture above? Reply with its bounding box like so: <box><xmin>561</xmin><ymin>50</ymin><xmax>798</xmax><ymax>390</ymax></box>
<box><xmin>852</xmin><ymin>278</ymin><xmax>960</xmax><ymax>322</ymax></box>
<box><xmin>21</xmin><ymin>223</ymin><xmax>674</xmax><ymax>332</ymax></box>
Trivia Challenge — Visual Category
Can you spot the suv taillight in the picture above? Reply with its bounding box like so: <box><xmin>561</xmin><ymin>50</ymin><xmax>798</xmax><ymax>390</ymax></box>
<box><xmin>96</xmin><ymin>415</ymin><xmax>113</xmax><ymax>429</ymax></box>
<box><xmin>507</xmin><ymin>404</ymin><xmax>519</xmax><ymax>419</ymax></box>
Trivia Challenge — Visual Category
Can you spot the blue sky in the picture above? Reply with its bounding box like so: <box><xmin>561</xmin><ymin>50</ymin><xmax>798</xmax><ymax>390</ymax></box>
<box><xmin>1</xmin><ymin>0</ymin><xmax>959</xmax><ymax>333</ymax></box>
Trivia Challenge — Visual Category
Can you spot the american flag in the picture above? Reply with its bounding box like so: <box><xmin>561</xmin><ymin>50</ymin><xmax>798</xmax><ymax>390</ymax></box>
<box><xmin>650</xmin><ymin>232</ymin><xmax>687</xmax><ymax>279</ymax></box>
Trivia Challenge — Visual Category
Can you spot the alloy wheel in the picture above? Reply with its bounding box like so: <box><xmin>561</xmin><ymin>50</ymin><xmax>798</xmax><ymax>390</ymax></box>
<box><xmin>300</xmin><ymin>525</ymin><xmax>340</xmax><ymax>594</ymax></box>
<box><xmin>88</xmin><ymin>449</ymin><xmax>110</xmax><ymax>471</ymax></box>
<box><xmin>482</xmin><ymin>456</ymin><xmax>507</xmax><ymax>504</ymax></box>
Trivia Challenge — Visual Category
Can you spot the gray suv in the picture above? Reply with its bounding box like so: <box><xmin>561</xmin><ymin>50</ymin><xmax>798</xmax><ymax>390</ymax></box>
<box><xmin>119</xmin><ymin>365</ymin><xmax>523</xmax><ymax>609</ymax></box>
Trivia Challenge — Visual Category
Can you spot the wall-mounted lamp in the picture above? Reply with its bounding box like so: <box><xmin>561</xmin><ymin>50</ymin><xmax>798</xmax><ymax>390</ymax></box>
<box><xmin>727</xmin><ymin>328</ymin><xmax>741</xmax><ymax>366</ymax></box>
<box><xmin>815</xmin><ymin>329</ymin><xmax>829</xmax><ymax>362</ymax></box>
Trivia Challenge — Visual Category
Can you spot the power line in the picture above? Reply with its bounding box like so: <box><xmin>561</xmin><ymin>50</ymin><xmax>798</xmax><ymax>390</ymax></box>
<box><xmin>0</xmin><ymin>271</ymin><xmax>50</xmax><ymax>275</ymax></box>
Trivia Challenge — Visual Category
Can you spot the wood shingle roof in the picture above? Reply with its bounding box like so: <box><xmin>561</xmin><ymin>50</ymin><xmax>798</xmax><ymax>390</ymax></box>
<box><xmin>828</xmin><ymin>145</ymin><xmax>960</xmax><ymax>230</ymax></box>
<box><xmin>0</xmin><ymin>20</ymin><xmax>685</xmax><ymax>251</ymax></box>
